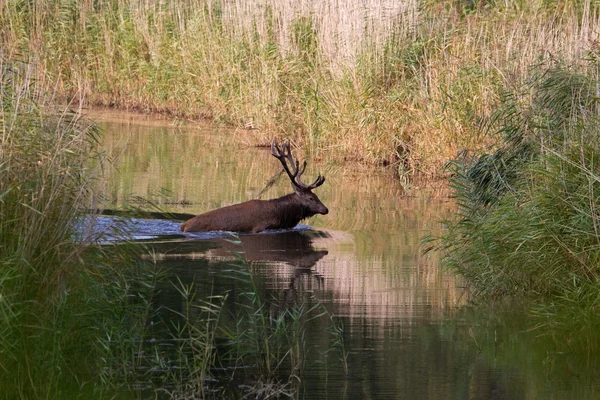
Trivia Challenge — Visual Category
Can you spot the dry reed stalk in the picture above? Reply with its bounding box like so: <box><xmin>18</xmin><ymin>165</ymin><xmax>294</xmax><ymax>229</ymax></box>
<box><xmin>2</xmin><ymin>1</ymin><xmax>600</xmax><ymax>174</ymax></box>
<box><xmin>213</xmin><ymin>0</ymin><xmax>418</xmax><ymax>72</ymax></box>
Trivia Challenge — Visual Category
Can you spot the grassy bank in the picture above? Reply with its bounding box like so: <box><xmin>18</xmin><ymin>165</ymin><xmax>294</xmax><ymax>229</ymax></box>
<box><xmin>433</xmin><ymin>60</ymin><xmax>600</xmax><ymax>351</ymax></box>
<box><xmin>2</xmin><ymin>0</ymin><xmax>598</xmax><ymax>175</ymax></box>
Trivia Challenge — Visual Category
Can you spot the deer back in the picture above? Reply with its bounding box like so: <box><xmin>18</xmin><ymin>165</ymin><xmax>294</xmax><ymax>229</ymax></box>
<box><xmin>180</xmin><ymin>192</ymin><xmax>327</xmax><ymax>233</ymax></box>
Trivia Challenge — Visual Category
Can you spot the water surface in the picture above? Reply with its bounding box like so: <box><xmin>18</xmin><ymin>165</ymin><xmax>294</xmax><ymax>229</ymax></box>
<box><xmin>92</xmin><ymin>109</ymin><xmax>599</xmax><ymax>399</ymax></box>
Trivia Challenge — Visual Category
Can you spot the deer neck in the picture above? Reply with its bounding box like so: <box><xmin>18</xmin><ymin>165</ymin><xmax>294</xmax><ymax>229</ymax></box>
<box><xmin>269</xmin><ymin>193</ymin><xmax>313</xmax><ymax>228</ymax></box>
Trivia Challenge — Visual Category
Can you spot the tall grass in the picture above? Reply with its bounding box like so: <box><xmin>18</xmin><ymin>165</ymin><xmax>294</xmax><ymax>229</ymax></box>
<box><xmin>434</xmin><ymin>60</ymin><xmax>600</xmax><ymax>351</ymax></box>
<box><xmin>2</xmin><ymin>0</ymin><xmax>598</xmax><ymax>175</ymax></box>
<box><xmin>1</xmin><ymin>58</ymin><xmax>98</xmax><ymax>292</ymax></box>
<box><xmin>0</xmin><ymin>58</ymin><xmax>158</xmax><ymax>398</ymax></box>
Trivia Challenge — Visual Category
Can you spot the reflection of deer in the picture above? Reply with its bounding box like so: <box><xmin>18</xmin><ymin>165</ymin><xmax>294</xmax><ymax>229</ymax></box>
<box><xmin>208</xmin><ymin>230</ymin><xmax>328</xmax><ymax>267</ymax></box>
<box><xmin>208</xmin><ymin>230</ymin><xmax>328</xmax><ymax>305</ymax></box>
<box><xmin>181</xmin><ymin>143</ymin><xmax>328</xmax><ymax>233</ymax></box>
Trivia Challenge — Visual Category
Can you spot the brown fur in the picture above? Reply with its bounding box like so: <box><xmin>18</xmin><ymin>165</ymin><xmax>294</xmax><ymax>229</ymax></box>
<box><xmin>180</xmin><ymin>192</ymin><xmax>328</xmax><ymax>233</ymax></box>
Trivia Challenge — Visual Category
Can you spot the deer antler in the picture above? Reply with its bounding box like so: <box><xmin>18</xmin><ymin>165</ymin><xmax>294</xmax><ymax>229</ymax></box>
<box><xmin>271</xmin><ymin>142</ymin><xmax>325</xmax><ymax>190</ymax></box>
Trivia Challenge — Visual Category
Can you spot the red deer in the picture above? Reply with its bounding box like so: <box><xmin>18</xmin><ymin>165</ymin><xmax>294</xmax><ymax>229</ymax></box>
<box><xmin>180</xmin><ymin>142</ymin><xmax>328</xmax><ymax>233</ymax></box>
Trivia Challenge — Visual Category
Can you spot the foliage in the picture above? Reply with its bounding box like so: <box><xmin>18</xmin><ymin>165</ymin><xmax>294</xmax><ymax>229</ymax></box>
<box><xmin>0</xmin><ymin>58</ymin><xmax>159</xmax><ymax>398</ymax></box>
<box><xmin>436</xmin><ymin>62</ymin><xmax>600</xmax><ymax>351</ymax></box>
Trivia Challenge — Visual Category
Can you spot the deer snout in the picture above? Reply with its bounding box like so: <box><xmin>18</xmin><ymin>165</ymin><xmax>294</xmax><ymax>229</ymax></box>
<box><xmin>320</xmin><ymin>205</ymin><xmax>329</xmax><ymax>215</ymax></box>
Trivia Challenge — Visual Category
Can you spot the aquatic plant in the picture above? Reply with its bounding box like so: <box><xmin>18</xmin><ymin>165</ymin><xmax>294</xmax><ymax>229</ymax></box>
<box><xmin>160</xmin><ymin>237</ymin><xmax>346</xmax><ymax>398</ymax></box>
<box><xmin>159</xmin><ymin>278</ymin><xmax>227</xmax><ymax>398</ymax></box>
<box><xmin>327</xmin><ymin>315</ymin><xmax>349</xmax><ymax>377</ymax></box>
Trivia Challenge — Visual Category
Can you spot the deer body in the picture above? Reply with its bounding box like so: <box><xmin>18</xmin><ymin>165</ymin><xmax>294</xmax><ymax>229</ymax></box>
<box><xmin>180</xmin><ymin>143</ymin><xmax>328</xmax><ymax>233</ymax></box>
<box><xmin>180</xmin><ymin>193</ymin><xmax>327</xmax><ymax>233</ymax></box>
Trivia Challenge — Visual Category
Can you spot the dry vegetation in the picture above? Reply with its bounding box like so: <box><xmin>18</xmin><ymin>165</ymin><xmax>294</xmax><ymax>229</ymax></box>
<box><xmin>2</xmin><ymin>0</ymin><xmax>598</xmax><ymax>176</ymax></box>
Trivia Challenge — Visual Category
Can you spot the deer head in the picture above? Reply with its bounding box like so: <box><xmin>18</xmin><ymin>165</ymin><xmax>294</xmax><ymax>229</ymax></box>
<box><xmin>271</xmin><ymin>142</ymin><xmax>328</xmax><ymax>216</ymax></box>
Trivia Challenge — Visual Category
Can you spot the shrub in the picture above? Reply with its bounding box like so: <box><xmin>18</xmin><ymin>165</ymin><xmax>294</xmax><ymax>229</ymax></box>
<box><xmin>436</xmin><ymin>62</ymin><xmax>600</xmax><ymax>350</ymax></box>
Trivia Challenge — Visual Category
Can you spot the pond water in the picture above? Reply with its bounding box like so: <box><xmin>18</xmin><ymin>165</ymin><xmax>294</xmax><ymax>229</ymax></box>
<box><xmin>92</xmin><ymin>110</ymin><xmax>598</xmax><ymax>399</ymax></box>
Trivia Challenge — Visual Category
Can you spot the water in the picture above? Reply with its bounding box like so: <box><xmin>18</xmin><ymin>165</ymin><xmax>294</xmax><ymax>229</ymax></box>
<box><xmin>91</xmin><ymin>110</ymin><xmax>599</xmax><ymax>399</ymax></box>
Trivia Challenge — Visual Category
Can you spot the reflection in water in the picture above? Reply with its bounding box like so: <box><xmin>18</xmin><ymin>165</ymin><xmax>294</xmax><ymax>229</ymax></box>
<box><xmin>94</xmin><ymin>111</ymin><xmax>463</xmax><ymax>324</ymax></box>
<box><xmin>158</xmin><ymin>228</ymin><xmax>330</xmax><ymax>312</ymax></box>
<box><xmin>92</xmin><ymin>110</ymin><xmax>600</xmax><ymax>399</ymax></box>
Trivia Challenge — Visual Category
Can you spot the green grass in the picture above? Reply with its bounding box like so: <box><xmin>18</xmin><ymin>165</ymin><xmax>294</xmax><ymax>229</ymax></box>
<box><xmin>0</xmin><ymin>57</ymin><xmax>160</xmax><ymax>398</ymax></box>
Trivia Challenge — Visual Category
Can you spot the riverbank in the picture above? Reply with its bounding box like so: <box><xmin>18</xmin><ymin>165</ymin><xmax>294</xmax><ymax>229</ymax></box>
<box><xmin>2</xmin><ymin>0</ymin><xmax>598</xmax><ymax>176</ymax></box>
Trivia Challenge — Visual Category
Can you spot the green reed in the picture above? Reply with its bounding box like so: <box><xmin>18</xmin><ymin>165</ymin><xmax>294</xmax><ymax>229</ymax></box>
<box><xmin>434</xmin><ymin>61</ymin><xmax>600</xmax><ymax>351</ymax></box>
<box><xmin>0</xmin><ymin>58</ymin><xmax>159</xmax><ymax>398</ymax></box>
<box><xmin>162</xmin><ymin>237</ymin><xmax>346</xmax><ymax>398</ymax></box>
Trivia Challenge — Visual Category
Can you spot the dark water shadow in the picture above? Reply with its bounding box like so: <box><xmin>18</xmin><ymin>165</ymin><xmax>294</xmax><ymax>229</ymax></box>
<box><xmin>81</xmin><ymin>214</ymin><xmax>334</xmax><ymax>395</ymax></box>
<box><xmin>135</xmin><ymin>217</ymin><xmax>331</xmax><ymax>309</ymax></box>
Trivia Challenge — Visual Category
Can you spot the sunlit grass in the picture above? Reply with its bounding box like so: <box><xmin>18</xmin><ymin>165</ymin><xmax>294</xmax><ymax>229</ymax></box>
<box><xmin>2</xmin><ymin>0</ymin><xmax>598</xmax><ymax>175</ymax></box>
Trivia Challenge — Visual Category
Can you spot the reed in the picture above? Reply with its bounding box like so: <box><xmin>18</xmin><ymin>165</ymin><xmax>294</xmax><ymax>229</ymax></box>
<box><xmin>0</xmin><ymin>58</ymin><xmax>159</xmax><ymax>398</ymax></box>
<box><xmin>434</xmin><ymin>60</ymin><xmax>600</xmax><ymax>351</ymax></box>
<box><xmin>2</xmin><ymin>0</ymin><xmax>598</xmax><ymax>176</ymax></box>
<box><xmin>162</xmin><ymin>239</ymin><xmax>343</xmax><ymax>398</ymax></box>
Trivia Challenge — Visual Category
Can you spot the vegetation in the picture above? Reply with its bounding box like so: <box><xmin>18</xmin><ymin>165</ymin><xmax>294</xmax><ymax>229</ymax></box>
<box><xmin>2</xmin><ymin>0</ymin><xmax>598</xmax><ymax>175</ymax></box>
<box><xmin>0</xmin><ymin>57</ymin><xmax>160</xmax><ymax>398</ymax></box>
<box><xmin>434</xmin><ymin>60</ymin><xmax>600</xmax><ymax>351</ymax></box>
<box><xmin>4</xmin><ymin>0</ymin><xmax>600</xmax><ymax>394</ymax></box>
<box><xmin>164</xmin><ymin>271</ymin><xmax>328</xmax><ymax>398</ymax></box>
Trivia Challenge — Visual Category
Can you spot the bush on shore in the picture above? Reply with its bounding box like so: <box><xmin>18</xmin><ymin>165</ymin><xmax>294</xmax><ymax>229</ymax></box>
<box><xmin>434</xmin><ymin>61</ymin><xmax>600</xmax><ymax>351</ymax></box>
